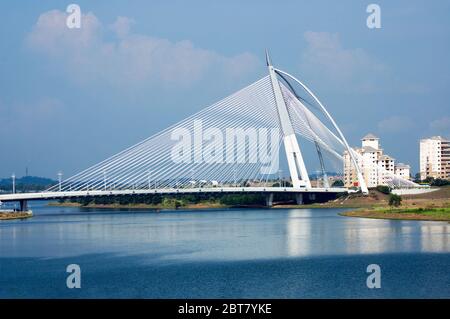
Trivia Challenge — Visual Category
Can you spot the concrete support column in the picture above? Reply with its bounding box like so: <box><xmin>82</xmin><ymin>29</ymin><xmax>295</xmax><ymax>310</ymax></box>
<box><xmin>309</xmin><ymin>193</ymin><xmax>316</xmax><ymax>201</ymax></box>
<box><xmin>295</xmin><ymin>193</ymin><xmax>303</xmax><ymax>205</ymax></box>
<box><xmin>19</xmin><ymin>200</ymin><xmax>28</xmax><ymax>212</ymax></box>
<box><xmin>265</xmin><ymin>193</ymin><xmax>274</xmax><ymax>207</ymax></box>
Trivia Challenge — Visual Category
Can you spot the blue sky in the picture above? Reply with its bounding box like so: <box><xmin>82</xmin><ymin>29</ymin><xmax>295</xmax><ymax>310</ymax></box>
<box><xmin>0</xmin><ymin>0</ymin><xmax>449</xmax><ymax>178</ymax></box>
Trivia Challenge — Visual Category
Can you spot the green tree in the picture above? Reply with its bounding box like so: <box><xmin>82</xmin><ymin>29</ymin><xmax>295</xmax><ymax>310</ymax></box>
<box><xmin>376</xmin><ymin>185</ymin><xmax>391</xmax><ymax>194</ymax></box>
<box><xmin>80</xmin><ymin>196</ymin><xmax>92</xmax><ymax>206</ymax></box>
<box><xmin>388</xmin><ymin>193</ymin><xmax>402</xmax><ymax>207</ymax></box>
<box><xmin>332</xmin><ymin>180</ymin><xmax>344</xmax><ymax>187</ymax></box>
<box><xmin>430</xmin><ymin>178</ymin><xmax>449</xmax><ymax>187</ymax></box>
<box><xmin>413</xmin><ymin>173</ymin><xmax>421</xmax><ymax>183</ymax></box>
<box><xmin>272</xmin><ymin>182</ymin><xmax>280</xmax><ymax>187</ymax></box>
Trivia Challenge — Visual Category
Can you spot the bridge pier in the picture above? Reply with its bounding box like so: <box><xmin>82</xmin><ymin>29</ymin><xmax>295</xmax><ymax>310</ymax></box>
<box><xmin>295</xmin><ymin>193</ymin><xmax>303</xmax><ymax>205</ymax></box>
<box><xmin>19</xmin><ymin>200</ymin><xmax>28</xmax><ymax>212</ymax></box>
<box><xmin>265</xmin><ymin>193</ymin><xmax>274</xmax><ymax>207</ymax></box>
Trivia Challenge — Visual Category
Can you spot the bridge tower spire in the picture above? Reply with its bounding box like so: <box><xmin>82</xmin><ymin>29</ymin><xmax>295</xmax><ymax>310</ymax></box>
<box><xmin>266</xmin><ymin>50</ymin><xmax>311</xmax><ymax>188</ymax></box>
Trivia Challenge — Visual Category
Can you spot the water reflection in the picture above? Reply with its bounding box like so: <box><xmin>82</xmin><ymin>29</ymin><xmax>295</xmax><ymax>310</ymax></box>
<box><xmin>420</xmin><ymin>223</ymin><xmax>450</xmax><ymax>252</ymax></box>
<box><xmin>285</xmin><ymin>209</ymin><xmax>312</xmax><ymax>257</ymax></box>
<box><xmin>0</xmin><ymin>205</ymin><xmax>449</xmax><ymax>261</ymax></box>
<box><xmin>284</xmin><ymin>209</ymin><xmax>449</xmax><ymax>257</ymax></box>
<box><xmin>341</xmin><ymin>217</ymin><xmax>449</xmax><ymax>255</ymax></box>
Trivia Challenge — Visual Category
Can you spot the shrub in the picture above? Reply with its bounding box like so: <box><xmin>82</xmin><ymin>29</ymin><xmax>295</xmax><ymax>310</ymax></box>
<box><xmin>332</xmin><ymin>180</ymin><xmax>344</xmax><ymax>187</ymax></box>
<box><xmin>388</xmin><ymin>193</ymin><xmax>402</xmax><ymax>207</ymax></box>
<box><xmin>80</xmin><ymin>196</ymin><xmax>93</xmax><ymax>206</ymax></box>
<box><xmin>376</xmin><ymin>185</ymin><xmax>391</xmax><ymax>194</ymax></box>
<box><xmin>219</xmin><ymin>194</ymin><xmax>265</xmax><ymax>206</ymax></box>
<box><xmin>430</xmin><ymin>178</ymin><xmax>449</xmax><ymax>187</ymax></box>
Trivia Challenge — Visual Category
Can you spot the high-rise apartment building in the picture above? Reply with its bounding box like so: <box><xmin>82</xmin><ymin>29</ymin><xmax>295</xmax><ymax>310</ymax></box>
<box><xmin>420</xmin><ymin>136</ymin><xmax>450</xmax><ymax>180</ymax></box>
<box><xmin>344</xmin><ymin>134</ymin><xmax>411</xmax><ymax>188</ymax></box>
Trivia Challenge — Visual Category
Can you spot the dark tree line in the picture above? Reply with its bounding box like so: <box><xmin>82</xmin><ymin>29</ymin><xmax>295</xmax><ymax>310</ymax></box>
<box><xmin>63</xmin><ymin>193</ymin><xmax>269</xmax><ymax>207</ymax></box>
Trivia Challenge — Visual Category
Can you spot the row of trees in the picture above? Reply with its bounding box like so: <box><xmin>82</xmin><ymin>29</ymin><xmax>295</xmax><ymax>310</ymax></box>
<box><xmin>64</xmin><ymin>193</ymin><xmax>269</xmax><ymax>207</ymax></box>
<box><xmin>413</xmin><ymin>175</ymin><xmax>449</xmax><ymax>186</ymax></box>
<box><xmin>0</xmin><ymin>176</ymin><xmax>57</xmax><ymax>192</ymax></box>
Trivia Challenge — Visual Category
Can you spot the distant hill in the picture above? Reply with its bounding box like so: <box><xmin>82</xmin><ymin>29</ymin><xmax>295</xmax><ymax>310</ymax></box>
<box><xmin>0</xmin><ymin>176</ymin><xmax>57</xmax><ymax>192</ymax></box>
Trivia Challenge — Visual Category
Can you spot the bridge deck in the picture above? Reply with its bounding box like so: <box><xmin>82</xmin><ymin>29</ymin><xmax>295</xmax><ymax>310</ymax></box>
<box><xmin>0</xmin><ymin>187</ymin><xmax>348</xmax><ymax>202</ymax></box>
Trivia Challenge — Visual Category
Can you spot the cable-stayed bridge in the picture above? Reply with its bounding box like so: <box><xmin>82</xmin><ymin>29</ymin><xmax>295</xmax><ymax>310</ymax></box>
<box><xmin>0</xmin><ymin>52</ymin><xmax>418</xmax><ymax>210</ymax></box>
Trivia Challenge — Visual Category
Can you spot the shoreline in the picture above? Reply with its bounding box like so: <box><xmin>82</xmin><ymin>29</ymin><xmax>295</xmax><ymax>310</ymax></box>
<box><xmin>0</xmin><ymin>211</ymin><xmax>33</xmax><ymax>220</ymax></box>
<box><xmin>48</xmin><ymin>201</ymin><xmax>363</xmax><ymax>210</ymax></box>
<box><xmin>48</xmin><ymin>202</ymin><xmax>231</xmax><ymax>210</ymax></box>
<box><xmin>340</xmin><ymin>208</ymin><xmax>450</xmax><ymax>222</ymax></box>
<box><xmin>49</xmin><ymin>202</ymin><xmax>450</xmax><ymax>222</ymax></box>
<box><xmin>29</xmin><ymin>186</ymin><xmax>450</xmax><ymax>222</ymax></box>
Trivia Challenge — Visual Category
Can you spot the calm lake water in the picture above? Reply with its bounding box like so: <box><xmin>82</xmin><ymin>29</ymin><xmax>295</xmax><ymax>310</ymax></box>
<box><xmin>0</xmin><ymin>201</ymin><xmax>449</xmax><ymax>298</ymax></box>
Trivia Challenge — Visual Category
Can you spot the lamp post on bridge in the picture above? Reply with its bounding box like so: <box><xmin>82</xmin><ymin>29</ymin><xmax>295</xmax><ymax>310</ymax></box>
<box><xmin>58</xmin><ymin>171</ymin><xmax>63</xmax><ymax>192</ymax></box>
<box><xmin>147</xmin><ymin>170</ymin><xmax>152</xmax><ymax>189</ymax></box>
<box><xmin>11</xmin><ymin>173</ymin><xmax>15</xmax><ymax>194</ymax></box>
<box><xmin>279</xmin><ymin>170</ymin><xmax>284</xmax><ymax>187</ymax></box>
<box><xmin>103</xmin><ymin>170</ymin><xmax>107</xmax><ymax>190</ymax></box>
<box><xmin>190</xmin><ymin>169</ymin><xmax>195</xmax><ymax>188</ymax></box>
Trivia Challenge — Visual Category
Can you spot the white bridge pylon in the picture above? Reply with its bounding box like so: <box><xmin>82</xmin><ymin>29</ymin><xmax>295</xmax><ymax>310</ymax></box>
<box><xmin>43</xmin><ymin>51</ymin><xmax>369</xmax><ymax>194</ymax></box>
<box><xmin>266</xmin><ymin>52</ymin><xmax>311</xmax><ymax>189</ymax></box>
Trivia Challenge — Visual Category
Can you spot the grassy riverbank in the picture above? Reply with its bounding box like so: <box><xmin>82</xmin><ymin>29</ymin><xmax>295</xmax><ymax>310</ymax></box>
<box><xmin>340</xmin><ymin>207</ymin><xmax>450</xmax><ymax>222</ymax></box>
<box><xmin>0</xmin><ymin>211</ymin><xmax>33</xmax><ymax>220</ymax></box>
<box><xmin>338</xmin><ymin>186</ymin><xmax>450</xmax><ymax>222</ymax></box>
<box><xmin>272</xmin><ymin>186</ymin><xmax>450</xmax><ymax>222</ymax></box>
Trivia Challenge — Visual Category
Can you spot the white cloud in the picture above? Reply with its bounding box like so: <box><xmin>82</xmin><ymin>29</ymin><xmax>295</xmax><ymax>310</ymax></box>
<box><xmin>299</xmin><ymin>31</ymin><xmax>431</xmax><ymax>95</ymax></box>
<box><xmin>377</xmin><ymin>116</ymin><xmax>414</xmax><ymax>133</ymax></box>
<box><xmin>25</xmin><ymin>10</ymin><xmax>259</xmax><ymax>87</ymax></box>
<box><xmin>109</xmin><ymin>16</ymin><xmax>134</xmax><ymax>39</ymax></box>
<box><xmin>26</xmin><ymin>10</ymin><xmax>101</xmax><ymax>56</ymax></box>
<box><xmin>300</xmin><ymin>31</ymin><xmax>387</xmax><ymax>93</ymax></box>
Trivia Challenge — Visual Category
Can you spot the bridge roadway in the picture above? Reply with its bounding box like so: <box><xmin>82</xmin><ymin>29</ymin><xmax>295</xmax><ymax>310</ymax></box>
<box><xmin>0</xmin><ymin>187</ymin><xmax>349</xmax><ymax>209</ymax></box>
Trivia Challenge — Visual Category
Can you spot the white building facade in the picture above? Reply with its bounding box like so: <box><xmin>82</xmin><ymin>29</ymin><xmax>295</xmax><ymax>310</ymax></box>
<box><xmin>394</xmin><ymin>163</ymin><xmax>411</xmax><ymax>180</ymax></box>
<box><xmin>420</xmin><ymin>136</ymin><xmax>450</xmax><ymax>180</ymax></box>
<box><xmin>344</xmin><ymin>134</ymin><xmax>411</xmax><ymax>188</ymax></box>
